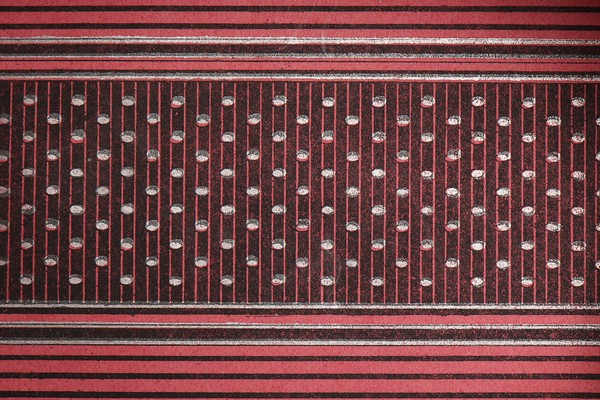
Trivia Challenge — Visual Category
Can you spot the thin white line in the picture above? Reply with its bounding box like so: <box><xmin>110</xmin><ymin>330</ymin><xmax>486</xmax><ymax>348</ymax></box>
<box><xmin>0</xmin><ymin>339</ymin><xmax>596</xmax><ymax>346</ymax></box>
<box><xmin>2</xmin><ymin>53</ymin><xmax>597</xmax><ymax>60</ymax></box>
<box><xmin>1</xmin><ymin>73</ymin><xmax>598</xmax><ymax>82</ymax></box>
<box><xmin>2</xmin><ymin>37</ymin><xmax>599</xmax><ymax>46</ymax></box>
<box><xmin>0</xmin><ymin>322</ymin><xmax>596</xmax><ymax>329</ymax></box>
<box><xmin>0</xmin><ymin>303</ymin><xmax>597</xmax><ymax>310</ymax></box>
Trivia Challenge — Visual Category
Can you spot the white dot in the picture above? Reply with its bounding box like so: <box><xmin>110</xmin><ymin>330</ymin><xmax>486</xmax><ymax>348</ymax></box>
<box><xmin>296</xmin><ymin>257</ymin><xmax>309</xmax><ymax>268</ymax></box>
<box><xmin>296</xmin><ymin>219</ymin><xmax>310</xmax><ymax>232</ymax></box>
<box><xmin>446</xmin><ymin>187</ymin><xmax>460</xmax><ymax>198</ymax></box>
<box><xmin>546</xmin><ymin>222</ymin><xmax>562</xmax><ymax>232</ymax></box>
<box><xmin>247</xmin><ymin>186</ymin><xmax>260</xmax><ymax>197</ymax></box>
<box><xmin>396</xmin><ymin>188</ymin><xmax>409</xmax><ymax>198</ymax></box>
<box><xmin>471</xmin><ymin>96</ymin><xmax>485</xmax><ymax>107</ymax></box>
<box><xmin>372</xmin><ymin>169</ymin><xmax>386</xmax><ymax>179</ymax></box>
<box><xmin>321</xmin><ymin>276</ymin><xmax>335</xmax><ymax>286</ymax></box>
<box><xmin>247</xmin><ymin>256</ymin><xmax>259</xmax><ymax>267</ymax></box>
<box><xmin>346</xmin><ymin>221</ymin><xmax>359</xmax><ymax>232</ymax></box>
<box><xmin>522</xmin><ymin>170</ymin><xmax>536</xmax><ymax>180</ymax></box>
<box><xmin>471</xmin><ymin>241</ymin><xmax>486</xmax><ymax>251</ymax></box>
<box><xmin>521</xmin><ymin>240</ymin><xmax>535</xmax><ymax>251</ymax></box>
<box><xmin>271</xmin><ymin>274</ymin><xmax>286</xmax><ymax>285</ymax></box>
<box><xmin>169</xmin><ymin>276</ymin><xmax>183</xmax><ymax>286</ymax></box>
<box><xmin>571</xmin><ymin>132</ymin><xmax>585</xmax><ymax>144</ymax></box>
<box><xmin>421</xmin><ymin>206</ymin><xmax>434</xmax><ymax>216</ymax></box>
<box><xmin>396</xmin><ymin>150</ymin><xmax>409</xmax><ymax>163</ymax></box>
<box><xmin>0</xmin><ymin>150</ymin><xmax>9</xmax><ymax>162</ymax></box>
<box><xmin>120</xmin><ymin>130</ymin><xmax>134</xmax><ymax>143</ymax></box>
<box><xmin>421</xmin><ymin>170</ymin><xmax>434</xmax><ymax>180</ymax></box>
<box><xmin>521</xmin><ymin>277</ymin><xmax>534</xmax><ymax>287</ymax></box>
<box><xmin>196</xmin><ymin>114</ymin><xmax>210</xmax><ymax>126</ymax></box>
<box><xmin>70</xmin><ymin>205</ymin><xmax>84</xmax><ymax>215</ymax></box>
<box><xmin>496</xmin><ymin>187</ymin><xmax>510</xmax><ymax>197</ymax></box>
<box><xmin>171</xmin><ymin>168</ymin><xmax>184</xmax><ymax>178</ymax></box>
<box><xmin>221</xmin><ymin>239</ymin><xmax>235</xmax><ymax>250</ymax></box>
<box><xmin>0</xmin><ymin>220</ymin><xmax>8</xmax><ymax>232</ymax></box>
<box><xmin>272</xmin><ymin>239</ymin><xmax>286</xmax><ymax>250</ymax></box>
<box><xmin>345</xmin><ymin>115</ymin><xmax>359</xmax><ymax>126</ymax></box>
<box><xmin>69</xmin><ymin>274</ymin><xmax>83</xmax><ymax>285</ymax></box>
<box><xmin>171</xmin><ymin>95</ymin><xmax>185</xmax><ymax>108</ymax></box>
<box><xmin>471</xmin><ymin>277</ymin><xmax>485</xmax><ymax>288</ymax></box>
<box><xmin>146</xmin><ymin>113</ymin><xmax>160</xmax><ymax>125</ymax></box>
<box><xmin>346</xmin><ymin>186</ymin><xmax>359</xmax><ymax>197</ymax></box>
<box><xmin>321</xmin><ymin>168</ymin><xmax>335</xmax><ymax>179</ymax></box>
<box><xmin>145</xmin><ymin>220</ymin><xmax>159</xmax><ymax>232</ymax></box>
<box><xmin>571</xmin><ymin>277</ymin><xmax>585</xmax><ymax>287</ymax></box>
<box><xmin>195</xmin><ymin>150</ymin><xmax>209</xmax><ymax>163</ymax></box>
<box><xmin>120</xmin><ymin>238</ymin><xmax>134</xmax><ymax>251</ymax></box>
<box><xmin>296</xmin><ymin>186</ymin><xmax>308</xmax><ymax>196</ymax></box>
<box><xmin>421</xmin><ymin>132</ymin><xmax>434</xmax><ymax>143</ymax></box>
<box><xmin>296</xmin><ymin>149</ymin><xmax>309</xmax><ymax>161</ymax></box>
<box><xmin>346</xmin><ymin>259</ymin><xmax>358</xmax><ymax>268</ymax></box>
<box><xmin>169</xmin><ymin>239</ymin><xmax>183</xmax><ymax>250</ymax></box>
<box><xmin>571</xmin><ymin>97</ymin><xmax>585</xmax><ymax>107</ymax></box>
<box><xmin>171</xmin><ymin>131</ymin><xmax>185</xmax><ymax>144</ymax></box>
<box><xmin>496</xmin><ymin>221</ymin><xmax>511</xmax><ymax>231</ymax></box>
<box><xmin>146</xmin><ymin>185</ymin><xmax>160</xmax><ymax>196</ymax></box>
<box><xmin>147</xmin><ymin>149</ymin><xmax>159</xmax><ymax>162</ymax></box>
<box><xmin>45</xmin><ymin>219</ymin><xmax>59</xmax><ymax>231</ymax></box>
<box><xmin>246</xmin><ymin>219</ymin><xmax>259</xmax><ymax>231</ymax></box>
<box><xmin>395</xmin><ymin>220</ymin><xmax>409</xmax><ymax>232</ymax></box>
<box><xmin>272</xmin><ymin>204</ymin><xmax>286</xmax><ymax>214</ymax></box>
<box><xmin>296</xmin><ymin>115</ymin><xmax>309</xmax><ymax>125</ymax></box>
<box><xmin>47</xmin><ymin>113</ymin><xmax>62</xmax><ymax>125</ymax></box>
<box><xmin>97</xmin><ymin>114</ymin><xmax>110</xmax><ymax>125</ymax></box>
<box><xmin>372</xmin><ymin>96</ymin><xmax>386</xmax><ymax>107</ymax></box>
<box><xmin>521</xmin><ymin>206</ymin><xmax>535</xmax><ymax>216</ymax></box>
<box><xmin>571</xmin><ymin>206</ymin><xmax>585</xmax><ymax>216</ymax></box>
<box><xmin>220</xmin><ymin>204</ymin><xmax>235</xmax><ymax>215</ymax></box>
<box><xmin>195</xmin><ymin>219</ymin><xmax>209</xmax><ymax>232</ymax></box>
<box><xmin>20</xmin><ymin>275</ymin><xmax>33</xmax><ymax>285</ymax></box>
<box><xmin>371</xmin><ymin>277</ymin><xmax>385</xmax><ymax>286</ymax></box>
<box><xmin>221</xmin><ymin>168</ymin><xmax>234</xmax><ymax>178</ymax></box>
<box><xmin>471</xmin><ymin>170</ymin><xmax>485</xmax><ymax>180</ymax></box>
<box><xmin>497</xmin><ymin>116</ymin><xmax>511</xmax><ymax>127</ymax></box>
<box><xmin>346</xmin><ymin>151</ymin><xmax>360</xmax><ymax>162</ymax></box>
<box><xmin>95</xmin><ymin>256</ymin><xmax>108</xmax><ymax>267</ymax></box>
<box><xmin>471</xmin><ymin>206</ymin><xmax>485</xmax><ymax>217</ymax></box>
<box><xmin>396</xmin><ymin>115</ymin><xmax>410</xmax><ymax>126</ymax></box>
<box><xmin>120</xmin><ymin>275</ymin><xmax>133</xmax><ymax>285</ymax></box>
<box><xmin>247</xmin><ymin>113</ymin><xmax>261</xmax><ymax>125</ymax></box>
<box><xmin>20</xmin><ymin>239</ymin><xmax>33</xmax><ymax>250</ymax></box>
<box><xmin>496</xmin><ymin>151</ymin><xmax>511</xmax><ymax>162</ymax></box>
<box><xmin>496</xmin><ymin>259</ymin><xmax>510</xmax><ymax>270</ymax></box>
<box><xmin>23</xmin><ymin>94</ymin><xmax>38</xmax><ymax>106</ymax></box>
<box><xmin>246</xmin><ymin>149</ymin><xmax>260</xmax><ymax>161</ymax></box>
<box><xmin>322</xmin><ymin>97</ymin><xmax>335</xmax><ymax>107</ymax></box>
<box><xmin>371</xmin><ymin>239</ymin><xmax>386</xmax><ymax>251</ymax></box>
<box><xmin>372</xmin><ymin>205</ymin><xmax>386</xmax><ymax>216</ymax></box>
<box><xmin>446</xmin><ymin>149</ymin><xmax>461</xmax><ymax>161</ymax></box>
<box><xmin>571</xmin><ymin>241</ymin><xmax>586</xmax><ymax>252</ymax></box>
<box><xmin>97</xmin><ymin>149</ymin><xmax>111</xmax><ymax>161</ymax></box>
<box><xmin>322</xmin><ymin>206</ymin><xmax>334</xmax><ymax>215</ymax></box>
<box><xmin>21</xmin><ymin>204</ymin><xmax>35</xmax><ymax>215</ymax></box>
<box><xmin>420</xmin><ymin>239</ymin><xmax>434</xmax><ymax>251</ymax></box>
<box><xmin>96</xmin><ymin>220</ymin><xmax>109</xmax><ymax>230</ymax></box>
<box><xmin>571</xmin><ymin>171</ymin><xmax>585</xmax><ymax>181</ymax></box>
<box><xmin>546</xmin><ymin>259</ymin><xmax>561</xmax><ymax>270</ymax></box>
<box><xmin>420</xmin><ymin>278</ymin><xmax>433</xmax><ymax>287</ymax></box>
<box><xmin>522</xmin><ymin>132</ymin><xmax>536</xmax><ymax>143</ymax></box>
<box><xmin>272</xmin><ymin>168</ymin><xmax>286</xmax><ymax>178</ymax></box>
<box><xmin>546</xmin><ymin>116</ymin><xmax>561</xmax><ymax>126</ymax></box>
<box><xmin>170</xmin><ymin>204</ymin><xmax>184</xmax><ymax>214</ymax></box>
<box><xmin>546</xmin><ymin>152</ymin><xmax>560</xmax><ymax>163</ymax></box>
<box><xmin>272</xmin><ymin>131</ymin><xmax>286</xmax><ymax>143</ymax></box>
<box><xmin>22</xmin><ymin>168</ymin><xmax>35</xmax><ymax>177</ymax></box>
<box><xmin>146</xmin><ymin>256</ymin><xmax>158</xmax><ymax>267</ymax></box>
<box><xmin>221</xmin><ymin>96</ymin><xmax>235</xmax><ymax>107</ymax></box>
<box><xmin>71</xmin><ymin>129</ymin><xmax>85</xmax><ymax>143</ymax></box>
<box><xmin>445</xmin><ymin>258</ymin><xmax>459</xmax><ymax>268</ymax></box>
<box><xmin>395</xmin><ymin>258</ymin><xmax>408</xmax><ymax>268</ymax></box>
<box><xmin>421</xmin><ymin>95</ymin><xmax>435</xmax><ymax>107</ymax></box>
<box><xmin>272</xmin><ymin>95</ymin><xmax>287</xmax><ymax>106</ymax></box>
<box><xmin>446</xmin><ymin>116</ymin><xmax>461</xmax><ymax>126</ymax></box>
<box><xmin>195</xmin><ymin>257</ymin><xmax>208</xmax><ymax>267</ymax></box>
<box><xmin>372</xmin><ymin>131</ymin><xmax>386</xmax><ymax>143</ymax></box>
<box><xmin>320</xmin><ymin>239</ymin><xmax>334</xmax><ymax>250</ymax></box>
<box><xmin>522</xmin><ymin>97</ymin><xmax>536</xmax><ymax>108</ymax></box>
<box><xmin>70</xmin><ymin>168</ymin><xmax>84</xmax><ymax>178</ymax></box>
<box><xmin>43</xmin><ymin>255</ymin><xmax>58</xmax><ymax>267</ymax></box>
<box><xmin>121</xmin><ymin>96</ymin><xmax>135</xmax><ymax>106</ymax></box>
<box><xmin>546</xmin><ymin>188</ymin><xmax>561</xmax><ymax>198</ymax></box>
<box><xmin>0</xmin><ymin>114</ymin><xmax>10</xmax><ymax>125</ymax></box>
<box><xmin>121</xmin><ymin>167</ymin><xmax>135</xmax><ymax>178</ymax></box>
<box><xmin>471</xmin><ymin>131</ymin><xmax>485</xmax><ymax>144</ymax></box>
<box><xmin>23</xmin><ymin>131</ymin><xmax>36</xmax><ymax>143</ymax></box>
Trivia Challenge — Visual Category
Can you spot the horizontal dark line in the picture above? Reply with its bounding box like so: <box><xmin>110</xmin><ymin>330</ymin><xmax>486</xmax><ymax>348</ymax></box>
<box><xmin>0</xmin><ymin>23</ymin><xmax>598</xmax><ymax>30</ymax></box>
<box><xmin>0</xmin><ymin>6</ymin><xmax>598</xmax><ymax>13</ymax></box>
<box><xmin>1</xmin><ymin>372</ymin><xmax>598</xmax><ymax>380</ymax></box>
<box><xmin>0</xmin><ymin>391</ymin><xmax>597</xmax><ymax>399</ymax></box>
<box><xmin>1</xmin><ymin>355</ymin><xmax>597</xmax><ymax>362</ymax></box>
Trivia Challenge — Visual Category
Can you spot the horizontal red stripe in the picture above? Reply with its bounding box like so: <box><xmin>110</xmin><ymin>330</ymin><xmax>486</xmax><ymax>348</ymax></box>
<box><xmin>0</xmin><ymin>378</ymin><xmax>596</xmax><ymax>393</ymax></box>
<box><xmin>1</xmin><ymin>360</ymin><xmax>598</xmax><ymax>375</ymax></box>
<box><xmin>2</xmin><ymin>12</ymin><xmax>599</xmax><ymax>25</ymax></box>
<box><xmin>0</xmin><ymin>345</ymin><xmax>596</xmax><ymax>357</ymax></box>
